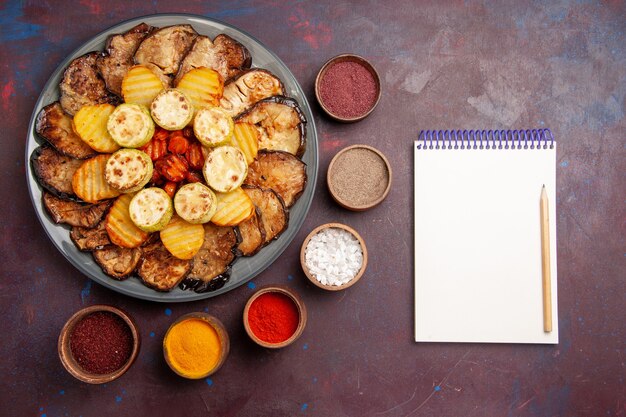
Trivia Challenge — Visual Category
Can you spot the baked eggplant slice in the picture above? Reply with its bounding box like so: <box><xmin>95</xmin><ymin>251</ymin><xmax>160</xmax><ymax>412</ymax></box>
<box><xmin>35</xmin><ymin>102</ymin><xmax>97</xmax><ymax>159</ymax></box>
<box><xmin>220</xmin><ymin>69</ymin><xmax>285</xmax><ymax>117</ymax></box>
<box><xmin>43</xmin><ymin>192</ymin><xmax>111</xmax><ymax>227</ymax></box>
<box><xmin>242</xmin><ymin>185</ymin><xmax>288</xmax><ymax>244</ymax></box>
<box><xmin>31</xmin><ymin>146</ymin><xmax>84</xmax><ymax>199</ymax></box>
<box><xmin>137</xmin><ymin>240</ymin><xmax>192</xmax><ymax>291</ymax></box>
<box><xmin>134</xmin><ymin>24</ymin><xmax>198</xmax><ymax>76</ymax></box>
<box><xmin>70</xmin><ymin>220</ymin><xmax>111</xmax><ymax>251</ymax></box>
<box><xmin>59</xmin><ymin>52</ymin><xmax>119</xmax><ymax>116</ymax></box>
<box><xmin>173</xmin><ymin>34</ymin><xmax>251</xmax><ymax>86</ymax></box>
<box><xmin>97</xmin><ymin>22</ymin><xmax>153</xmax><ymax>96</ymax></box>
<box><xmin>236</xmin><ymin>96</ymin><xmax>306</xmax><ymax>157</ymax></box>
<box><xmin>93</xmin><ymin>245</ymin><xmax>142</xmax><ymax>280</ymax></box>
<box><xmin>180</xmin><ymin>223</ymin><xmax>238</xmax><ymax>293</ymax></box>
<box><xmin>235</xmin><ymin>206</ymin><xmax>266</xmax><ymax>256</ymax></box>
<box><xmin>244</xmin><ymin>150</ymin><xmax>307</xmax><ymax>207</ymax></box>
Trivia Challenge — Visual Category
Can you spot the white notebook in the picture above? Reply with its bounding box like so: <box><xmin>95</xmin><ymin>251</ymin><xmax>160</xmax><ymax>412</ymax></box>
<box><xmin>414</xmin><ymin>130</ymin><xmax>558</xmax><ymax>344</ymax></box>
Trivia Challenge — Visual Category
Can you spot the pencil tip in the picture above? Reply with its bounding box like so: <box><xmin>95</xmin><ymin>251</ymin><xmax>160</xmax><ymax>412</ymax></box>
<box><xmin>542</xmin><ymin>184</ymin><xmax>545</xmax><ymax>188</ymax></box>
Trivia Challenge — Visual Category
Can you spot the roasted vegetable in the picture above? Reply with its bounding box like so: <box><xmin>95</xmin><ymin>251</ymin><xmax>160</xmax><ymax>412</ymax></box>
<box><xmin>105</xmin><ymin>193</ymin><xmax>150</xmax><ymax>248</ymax></box>
<box><xmin>176</xmin><ymin>67</ymin><xmax>223</xmax><ymax>110</ymax></box>
<box><xmin>244</xmin><ymin>150</ymin><xmax>307</xmax><ymax>207</ymax></box>
<box><xmin>72</xmin><ymin>154</ymin><xmax>121</xmax><ymax>203</ymax></box>
<box><xmin>236</xmin><ymin>206</ymin><xmax>266</xmax><ymax>256</ymax></box>
<box><xmin>107</xmin><ymin>103</ymin><xmax>155</xmax><ymax>148</ymax></box>
<box><xmin>202</xmin><ymin>146</ymin><xmax>247</xmax><ymax>193</ymax></box>
<box><xmin>73</xmin><ymin>103</ymin><xmax>120</xmax><ymax>153</ymax></box>
<box><xmin>97</xmin><ymin>23</ymin><xmax>154</xmax><ymax>96</ymax></box>
<box><xmin>31</xmin><ymin>146</ymin><xmax>84</xmax><ymax>199</ymax></box>
<box><xmin>104</xmin><ymin>149</ymin><xmax>153</xmax><ymax>193</ymax></box>
<box><xmin>35</xmin><ymin>102</ymin><xmax>97</xmax><ymax>159</ymax></box>
<box><xmin>211</xmin><ymin>187</ymin><xmax>254</xmax><ymax>226</ymax></box>
<box><xmin>231</xmin><ymin>122</ymin><xmax>259</xmax><ymax>165</ymax></box>
<box><xmin>180</xmin><ymin>223</ymin><xmax>238</xmax><ymax>293</ymax></box>
<box><xmin>193</xmin><ymin>106</ymin><xmax>233</xmax><ymax>147</ymax></box>
<box><xmin>134</xmin><ymin>24</ymin><xmax>198</xmax><ymax>76</ymax></box>
<box><xmin>150</xmin><ymin>88</ymin><xmax>194</xmax><ymax>130</ymax></box>
<box><xmin>242</xmin><ymin>185</ymin><xmax>288</xmax><ymax>244</ymax></box>
<box><xmin>121</xmin><ymin>65</ymin><xmax>166</xmax><ymax>107</ymax></box>
<box><xmin>43</xmin><ymin>192</ymin><xmax>111</xmax><ymax>227</ymax></box>
<box><xmin>220</xmin><ymin>69</ymin><xmax>284</xmax><ymax>117</ymax></box>
<box><xmin>137</xmin><ymin>239</ymin><xmax>192</xmax><ymax>291</ymax></box>
<box><xmin>160</xmin><ymin>215</ymin><xmax>205</xmax><ymax>259</ymax></box>
<box><xmin>155</xmin><ymin>154</ymin><xmax>189</xmax><ymax>182</ymax></box>
<box><xmin>70</xmin><ymin>220</ymin><xmax>111</xmax><ymax>251</ymax></box>
<box><xmin>59</xmin><ymin>52</ymin><xmax>118</xmax><ymax>116</ymax></box>
<box><xmin>173</xmin><ymin>182</ymin><xmax>217</xmax><ymax>224</ymax></box>
<box><xmin>93</xmin><ymin>245</ymin><xmax>143</xmax><ymax>280</ymax></box>
<box><xmin>129</xmin><ymin>187</ymin><xmax>173</xmax><ymax>232</ymax></box>
<box><xmin>236</xmin><ymin>96</ymin><xmax>306</xmax><ymax>157</ymax></box>
<box><xmin>173</xmin><ymin>34</ymin><xmax>251</xmax><ymax>86</ymax></box>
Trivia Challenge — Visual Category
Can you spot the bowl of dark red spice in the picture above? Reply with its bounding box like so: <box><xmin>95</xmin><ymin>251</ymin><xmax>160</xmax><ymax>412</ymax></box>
<box><xmin>327</xmin><ymin>144</ymin><xmax>392</xmax><ymax>211</ymax></box>
<box><xmin>315</xmin><ymin>54</ymin><xmax>381</xmax><ymax>122</ymax></box>
<box><xmin>300</xmin><ymin>223</ymin><xmax>368</xmax><ymax>291</ymax></box>
<box><xmin>58</xmin><ymin>305</ymin><xmax>140</xmax><ymax>384</ymax></box>
<box><xmin>243</xmin><ymin>286</ymin><xmax>307</xmax><ymax>349</ymax></box>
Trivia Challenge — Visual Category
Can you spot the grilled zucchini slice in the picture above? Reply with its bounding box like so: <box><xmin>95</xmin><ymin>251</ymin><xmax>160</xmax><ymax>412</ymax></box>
<box><xmin>160</xmin><ymin>215</ymin><xmax>205</xmax><ymax>260</ymax></box>
<box><xmin>173</xmin><ymin>182</ymin><xmax>217</xmax><ymax>224</ymax></box>
<box><xmin>244</xmin><ymin>150</ymin><xmax>306</xmax><ymax>207</ymax></box>
<box><xmin>193</xmin><ymin>106</ymin><xmax>233</xmax><ymax>147</ymax></box>
<box><xmin>105</xmin><ymin>193</ymin><xmax>151</xmax><ymax>248</ymax></box>
<box><xmin>137</xmin><ymin>239</ymin><xmax>192</xmax><ymax>291</ymax></box>
<box><xmin>121</xmin><ymin>65</ymin><xmax>166</xmax><ymax>107</ymax></box>
<box><xmin>202</xmin><ymin>146</ymin><xmax>247</xmax><ymax>193</ymax></box>
<box><xmin>104</xmin><ymin>149</ymin><xmax>153</xmax><ymax>193</ymax></box>
<box><xmin>72</xmin><ymin>154</ymin><xmax>121</xmax><ymax>203</ymax></box>
<box><xmin>107</xmin><ymin>103</ymin><xmax>155</xmax><ymax>148</ymax></box>
<box><xmin>73</xmin><ymin>103</ymin><xmax>120</xmax><ymax>153</ymax></box>
<box><xmin>129</xmin><ymin>187</ymin><xmax>173</xmax><ymax>232</ymax></box>
<box><xmin>150</xmin><ymin>88</ymin><xmax>194</xmax><ymax>130</ymax></box>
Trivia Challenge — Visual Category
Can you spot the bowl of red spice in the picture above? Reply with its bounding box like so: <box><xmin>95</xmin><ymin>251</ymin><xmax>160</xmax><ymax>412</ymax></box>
<box><xmin>243</xmin><ymin>286</ymin><xmax>307</xmax><ymax>349</ymax></box>
<box><xmin>58</xmin><ymin>305</ymin><xmax>140</xmax><ymax>384</ymax></box>
<box><xmin>315</xmin><ymin>54</ymin><xmax>381</xmax><ymax>122</ymax></box>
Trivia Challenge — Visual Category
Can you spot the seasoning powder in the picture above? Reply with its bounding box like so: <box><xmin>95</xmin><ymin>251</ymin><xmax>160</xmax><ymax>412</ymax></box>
<box><xmin>319</xmin><ymin>61</ymin><xmax>377</xmax><ymax>118</ymax></box>
<box><xmin>329</xmin><ymin>148</ymin><xmax>389</xmax><ymax>207</ymax></box>
<box><xmin>305</xmin><ymin>228</ymin><xmax>363</xmax><ymax>286</ymax></box>
<box><xmin>69</xmin><ymin>312</ymin><xmax>133</xmax><ymax>375</ymax></box>
<box><xmin>248</xmin><ymin>292</ymin><xmax>299</xmax><ymax>344</ymax></box>
<box><xmin>165</xmin><ymin>318</ymin><xmax>221</xmax><ymax>378</ymax></box>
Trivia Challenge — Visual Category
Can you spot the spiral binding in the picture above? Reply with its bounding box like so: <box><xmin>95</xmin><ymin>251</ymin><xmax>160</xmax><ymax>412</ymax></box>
<box><xmin>416</xmin><ymin>129</ymin><xmax>555</xmax><ymax>150</ymax></box>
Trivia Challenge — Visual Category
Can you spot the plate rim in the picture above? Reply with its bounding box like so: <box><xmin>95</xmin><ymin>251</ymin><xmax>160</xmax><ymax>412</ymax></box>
<box><xmin>25</xmin><ymin>13</ymin><xmax>318</xmax><ymax>303</ymax></box>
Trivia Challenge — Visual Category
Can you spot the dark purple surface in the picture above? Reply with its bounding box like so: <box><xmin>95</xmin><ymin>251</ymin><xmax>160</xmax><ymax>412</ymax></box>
<box><xmin>1</xmin><ymin>1</ymin><xmax>624</xmax><ymax>416</ymax></box>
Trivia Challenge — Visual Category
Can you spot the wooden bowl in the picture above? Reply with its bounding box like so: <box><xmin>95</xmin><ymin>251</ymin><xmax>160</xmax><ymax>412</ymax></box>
<box><xmin>243</xmin><ymin>286</ymin><xmax>307</xmax><ymax>349</ymax></box>
<box><xmin>300</xmin><ymin>223</ymin><xmax>368</xmax><ymax>291</ymax></box>
<box><xmin>58</xmin><ymin>305</ymin><xmax>140</xmax><ymax>384</ymax></box>
<box><xmin>315</xmin><ymin>54</ymin><xmax>381</xmax><ymax>122</ymax></box>
<box><xmin>163</xmin><ymin>312</ymin><xmax>229</xmax><ymax>379</ymax></box>
<box><xmin>327</xmin><ymin>144</ymin><xmax>392</xmax><ymax>211</ymax></box>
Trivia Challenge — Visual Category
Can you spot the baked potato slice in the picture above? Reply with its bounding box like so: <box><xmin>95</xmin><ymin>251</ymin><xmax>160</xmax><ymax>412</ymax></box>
<box><xmin>244</xmin><ymin>150</ymin><xmax>307</xmax><ymax>208</ymax></box>
<box><xmin>97</xmin><ymin>22</ymin><xmax>153</xmax><ymax>96</ymax></box>
<box><xmin>134</xmin><ymin>24</ymin><xmax>198</xmax><ymax>76</ymax></box>
<box><xmin>59</xmin><ymin>52</ymin><xmax>119</xmax><ymax>116</ymax></box>
<box><xmin>180</xmin><ymin>223</ymin><xmax>238</xmax><ymax>293</ymax></box>
<box><xmin>31</xmin><ymin>146</ymin><xmax>84</xmax><ymax>199</ymax></box>
<box><xmin>220</xmin><ymin>69</ymin><xmax>284</xmax><ymax>117</ymax></box>
<box><xmin>242</xmin><ymin>185</ymin><xmax>288</xmax><ymax>244</ymax></box>
<box><xmin>235</xmin><ymin>206</ymin><xmax>266</xmax><ymax>256</ymax></box>
<box><xmin>43</xmin><ymin>192</ymin><xmax>111</xmax><ymax>227</ymax></box>
<box><xmin>93</xmin><ymin>245</ymin><xmax>142</xmax><ymax>280</ymax></box>
<box><xmin>173</xmin><ymin>34</ymin><xmax>251</xmax><ymax>86</ymax></box>
<box><xmin>137</xmin><ymin>239</ymin><xmax>192</xmax><ymax>291</ymax></box>
<box><xmin>70</xmin><ymin>220</ymin><xmax>111</xmax><ymax>251</ymax></box>
<box><xmin>35</xmin><ymin>102</ymin><xmax>97</xmax><ymax>159</ymax></box>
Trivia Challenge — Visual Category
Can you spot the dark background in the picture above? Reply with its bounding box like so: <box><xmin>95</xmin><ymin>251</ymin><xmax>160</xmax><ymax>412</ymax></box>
<box><xmin>1</xmin><ymin>0</ymin><xmax>624</xmax><ymax>416</ymax></box>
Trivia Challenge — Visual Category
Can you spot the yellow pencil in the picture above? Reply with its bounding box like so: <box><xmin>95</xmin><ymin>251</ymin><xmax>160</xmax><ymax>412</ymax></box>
<box><xmin>540</xmin><ymin>185</ymin><xmax>552</xmax><ymax>332</ymax></box>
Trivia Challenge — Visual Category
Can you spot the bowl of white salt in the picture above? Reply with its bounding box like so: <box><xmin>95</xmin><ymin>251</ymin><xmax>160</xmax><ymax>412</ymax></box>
<box><xmin>300</xmin><ymin>223</ymin><xmax>368</xmax><ymax>291</ymax></box>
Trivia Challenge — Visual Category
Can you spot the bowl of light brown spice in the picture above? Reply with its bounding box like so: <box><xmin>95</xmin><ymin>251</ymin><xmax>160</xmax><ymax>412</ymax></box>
<box><xmin>326</xmin><ymin>145</ymin><xmax>392</xmax><ymax>211</ymax></box>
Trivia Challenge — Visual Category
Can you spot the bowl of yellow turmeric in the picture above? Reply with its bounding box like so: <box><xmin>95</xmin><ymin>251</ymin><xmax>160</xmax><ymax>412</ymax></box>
<box><xmin>163</xmin><ymin>312</ymin><xmax>229</xmax><ymax>379</ymax></box>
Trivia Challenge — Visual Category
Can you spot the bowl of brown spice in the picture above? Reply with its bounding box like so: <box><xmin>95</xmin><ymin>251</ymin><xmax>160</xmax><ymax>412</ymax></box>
<box><xmin>58</xmin><ymin>305</ymin><xmax>140</xmax><ymax>384</ymax></box>
<box><xmin>327</xmin><ymin>144</ymin><xmax>392</xmax><ymax>211</ymax></box>
<box><xmin>315</xmin><ymin>54</ymin><xmax>381</xmax><ymax>122</ymax></box>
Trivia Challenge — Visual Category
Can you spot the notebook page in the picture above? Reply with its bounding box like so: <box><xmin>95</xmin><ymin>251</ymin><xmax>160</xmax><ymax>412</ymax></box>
<box><xmin>414</xmin><ymin>142</ymin><xmax>558</xmax><ymax>343</ymax></box>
